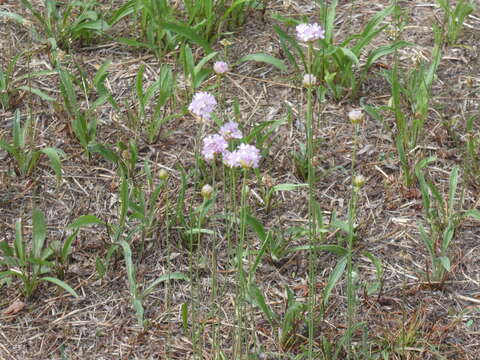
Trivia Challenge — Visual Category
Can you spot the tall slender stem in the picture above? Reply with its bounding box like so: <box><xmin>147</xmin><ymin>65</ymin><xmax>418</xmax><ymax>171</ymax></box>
<box><xmin>234</xmin><ymin>170</ymin><xmax>248</xmax><ymax>359</ymax></box>
<box><xmin>306</xmin><ymin>42</ymin><xmax>317</xmax><ymax>359</ymax></box>
<box><xmin>346</xmin><ymin>123</ymin><xmax>360</xmax><ymax>359</ymax></box>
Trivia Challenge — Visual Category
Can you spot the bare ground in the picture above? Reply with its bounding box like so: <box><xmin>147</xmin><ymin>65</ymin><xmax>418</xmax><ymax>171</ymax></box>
<box><xmin>1</xmin><ymin>0</ymin><xmax>480</xmax><ymax>359</ymax></box>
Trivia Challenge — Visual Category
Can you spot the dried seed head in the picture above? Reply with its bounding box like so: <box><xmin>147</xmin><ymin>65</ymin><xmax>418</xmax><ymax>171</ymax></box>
<box><xmin>262</xmin><ymin>174</ymin><xmax>274</xmax><ymax>188</ymax></box>
<box><xmin>122</xmin><ymin>150</ymin><xmax>131</xmax><ymax>160</ymax></box>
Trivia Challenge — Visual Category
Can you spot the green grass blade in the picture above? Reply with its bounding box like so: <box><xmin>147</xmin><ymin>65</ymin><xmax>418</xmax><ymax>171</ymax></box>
<box><xmin>32</xmin><ymin>209</ymin><xmax>46</xmax><ymax>259</ymax></box>
<box><xmin>120</xmin><ymin>240</ymin><xmax>137</xmax><ymax>296</ymax></box>
<box><xmin>448</xmin><ymin>166</ymin><xmax>459</xmax><ymax>214</ymax></box>
<box><xmin>248</xmin><ymin>283</ymin><xmax>278</xmax><ymax>327</ymax></box>
<box><xmin>322</xmin><ymin>256</ymin><xmax>346</xmax><ymax>309</ymax></box>
<box><xmin>40</xmin><ymin>147</ymin><xmax>65</xmax><ymax>182</ymax></box>
<box><xmin>67</xmin><ymin>215</ymin><xmax>105</xmax><ymax>229</ymax></box>
<box><xmin>161</xmin><ymin>21</ymin><xmax>212</xmax><ymax>53</ymax></box>
<box><xmin>14</xmin><ymin>220</ymin><xmax>25</xmax><ymax>262</ymax></box>
<box><xmin>237</xmin><ymin>53</ymin><xmax>287</xmax><ymax>72</ymax></box>
<box><xmin>365</xmin><ymin>41</ymin><xmax>414</xmax><ymax>72</ymax></box>
<box><xmin>0</xmin><ymin>11</ymin><xmax>30</xmax><ymax>25</ymax></box>
<box><xmin>16</xmin><ymin>86</ymin><xmax>55</xmax><ymax>102</ymax></box>
<box><xmin>142</xmin><ymin>272</ymin><xmax>189</xmax><ymax>297</ymax></box>
<box><xmin>42</xmin><ymin>276</ymin><xmax>79</xmax><ymax>297</ymax></box>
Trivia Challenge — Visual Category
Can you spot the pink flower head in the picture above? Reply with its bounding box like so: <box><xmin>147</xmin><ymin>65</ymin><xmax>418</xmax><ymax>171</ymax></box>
<box><xmin>223</xmin><ymin>144</ymin><xmax>261</xmax><ymax>169</ymax></box>
<box><xmin>213</xmin><ymin>61</ymin><xmax>229</xmax><ymax>74</ymax></box>
<box><xmin>189</xmin><ymin>92</ymin><xmax>217</xmax><ymax>120</ymax></box>
<box><xmin>201</xmin><ymin>134</ymin><xmax>228</xmax><ymax>161</ymax></box>
<box><xmin>223</xmin><ymin>150</ymin><xmax>237</xmax><ymax>168</ymax></box>
<box><xmin>296</xmin><ymin>23</ymin><xmax>325</xmax><ymax>42</ymax></box>
<box><xmin>302</xmin><ymin>73</ymin><xmax>317</xmax><ymax>87</ymax></box>
<box><xmin>219</xmin><ymin>121</ymin><xmax>242</xmax><ymax>140</ymax></box>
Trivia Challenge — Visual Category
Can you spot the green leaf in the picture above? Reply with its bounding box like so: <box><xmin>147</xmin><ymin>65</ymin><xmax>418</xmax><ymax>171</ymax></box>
<box><xmin>237</xmin><ymin>53</ymin><xmax>287</xmax><ymax>72</ymax></box>
<box><xmin>323</xmin><ymin>257</ymin><xmax>346</xmax><ymax>308</ymax></box>
<box><xmin>272</xmin><ymin>183</ymin><xmax>308</xmax><ymax>192</ymax></box>
<box><xmin>250</xmin><ymin>228</ymin><xmax>272</xmax><ymax>277</ymax></box>
<box><xmin>13</xmin><ymin>70</ymin><xmax>57</xmax><ymax>84</ymax></box>
<box><xmin>417</xmin><ymin>221</ymin><xmax>435</xmax><ymax>259</ymax></box>
<box><xmin>88</xmin><ymin>143</ymin><xmax>121</xmax><ymax>164</ymax></box>
<box><xmin>115</xmin><ymin>37</ymin><xmax>157</xmax><ymax>49</ymax></box>
<box><xmin>338</xmin><ymin>47</ymin><xmax>359</xmax><ymax>64</ymax></box>
<box><xmin>0</xmin><ymin>270</ymin><xmax>22</xmax><ymax>280</ymax></box>
<box><xmin>67</xmin><ymin>215</ymin><xmax>105</xmax><ymax>229</ymax></box>
<box><xmin>142</xmin><ymin>272</ymin><xmax>189</xmax><ymax>297</ymax></box>
<box><xmin>438</xmin><ymin>256</ymin><xmax>451</xmax><ymax>272</ymax></box>
<box><xmin>17</xmin><ymin>86</ymin><xmax>55</xmax><ymax>102</ymax></box>
<box><xmin>181</xmin><ymin>303</ymin><xmax>189</xmax><ymax>331</ymax></box>
<box><xmin>14</xmin><ymin>220</ymin><xmax>25</xmax><ymax>261</ymax></box>
<box><xmin>288</xmin><ymin>244</ymin><xmax>347</xmax><ymax>257</ymax></box>
<box><xmin>448</xmin><ymin>166</ymin><xmax>459</xmax><ymax>213</ymax></box>
<box><xmin>273</xmin><ymin>24</ymin><xmax>305</xmax><ymax>71</ymax></box>
<box><xmin>248</xmin><ymin>283</ymin><xmax>278</xmax><ymax>327</ymax></box>
<box><xmin>42</xmin><ymin>276</ymin><xmax>79</xmax><ymax>297</ymax></box>
<box><xmin>194</xmin><ymin>52</ymin><xmax>218</xmax><ymax>75</ymax></box>
<box><xmin>71</xmin><ymin>19</ymin><xmax>109</xmax><ymax>33</ymax></box>
<box><xmin>280</xmin><ymin>300</ymin><xmax>305</xmax><ymax>346</ymax></box>
<box><xmin>324</xmin><ymin>0</ymin><xmax>338</xmax><ymax>43</ymax></box>
<box><xmin>108</xmin><ymin>0</ymin><xmax>139</xmax><ymax>26</ymax></box>
<box><xmin>61</xmin><ymin>229</ymin><xmax>78</xmax><ymax>262</ymax></box>
<box><xmin>32</xmin><ymin>209</ymin><xmax>46</xmax><ymax>258</ymax></box>
<box><xmin>95</xmin><ymin>257</ymin><xmax>106</xmax><ymax>278</ymax></box>
<box><xmin>0</xmin><ymin>11</ymin><xmax>30</xmax><ymax>25</ymax></box>
<box><xmin>182</xmin><ymin>228</ymin><xmax>215</xmax><ymax>236</ymax></box>
<box><xmin>465</xmin><ymin>209</ymin><xmax>480</xmax><ymax>221</ymax></box>
<box><xmin>350</xmin><ymin>3</ymin><xmax>394</xmax><ymax>54</ymax></box>
<box><xmin>120</xmin><ymin>240</ymin><xmax>137</xmax><ymax>296</ymax></box>
<box><xmin>133</xmin><ymin>298</ymin><xmax>144</xmax><ymax>327</ymax></box>
<box><xmin>441</xmin><ymin>222</ymin><xmax>455</xmax><ymax>254</ymax></box>
<box><xmin>365</xmin><ymin>41</ymin><xmax>414</xmax><ymax>72</ymax></box>
<box><xmin>160</xmin><ymin>21</ymin><xmax>212</xmax><ymax>53</ymax></box>
<box><xmin>364</xmin><ymin>251</ymin><xmax>383</xmax><ymax>278</ymax></box>
<box><xmin>41</xmin><ymin>147</ymin><xmax>65</xmax><ymax>182</ymax></box>
<box><xmin>0</xmin><ymin>240</ymin><xmax>14</xmax><ymax>258</ymax></box>
<box><xmin>28</xmin><ymin>257</ymin><xmax>54</xmax><ymax>268</ymax></box>
<box><xmin>246</xmin><ymin>215</ymin><xmax>266</xmax><ymax>242</ymax></box>
<box><xmin>219</xmin><ymin>0</ymin><xmax>251</xmax><ymax>24</ymax></box>
<box><xmin>13</xmin><ymin>109</ymin><xmax>24</xmax><ymax>149</ymax></box>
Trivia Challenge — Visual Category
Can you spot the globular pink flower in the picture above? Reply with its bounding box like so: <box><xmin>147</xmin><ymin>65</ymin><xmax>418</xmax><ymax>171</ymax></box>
<box><xmin>213</xmin><ymin>61</ymin><xmax>229</xmax><ymax>74</ymax></box>
<box><xmin>188</xmin><ymin>92</ymin><xmax>217</xmax><ymax>120</ymax></box>
<box><xmin>202</xmin><ymin>134</ymin><xmax>228</xmax><ymax>161</ymax></box>
<box><xmin>223</xmin><ymin>150</ymin><xmax>237</xmax><ymax>168</ymax></box>
<box><xmin>223</xmin><ymin>144</ymin><xmax>261</xmax><ymax>169</ymax></box>
<box><xmin>219</xmin><ymin>121</ymin><xmax>242</xmax><ymax>140</ymax></box>
<box><xmin>296</xmin><ymin>23</ymin><xmax>325</xmax><ymax>42</ymax></box>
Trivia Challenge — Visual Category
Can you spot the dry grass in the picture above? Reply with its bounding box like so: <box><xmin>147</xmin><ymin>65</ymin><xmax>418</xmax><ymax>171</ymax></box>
<box><xmin>1</xmin><ymin>0</ymin><xmax>480</xmax><ymax>359</ymax></box>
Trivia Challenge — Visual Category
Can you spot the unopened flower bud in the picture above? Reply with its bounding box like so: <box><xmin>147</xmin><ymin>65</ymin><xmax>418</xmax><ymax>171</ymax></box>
<box><xmin>201</xmin><ymin>184</ymin><xmax>213</xmax><ymax>199</ymax></box>
<box><xmin>213</xmin><ymin>61</ymin><xmax>229</xmax><ymax>75</ymax></box>
<box><xmin>302</xmin><ymin>74</ymin><xmax>317</xmax><ymax>87</ymax></box>
<box><xmin>353</xmin><ymin>174</ymin><xmax>366</xmax><ymax>188</ymax></box>
<box><xmin>348</xmin><ymin>109</ymin><xmax>364</xmax><ymax>125</ymax></box>
<box><xmin>158</xmin><ymin>169</ymin><xmax>168</xmax><ymax>180</ymax></box>
<box><xmin>352</xmin><ymin>269</ymin><xmax>359</xmax><ymax>284</ymax></box>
